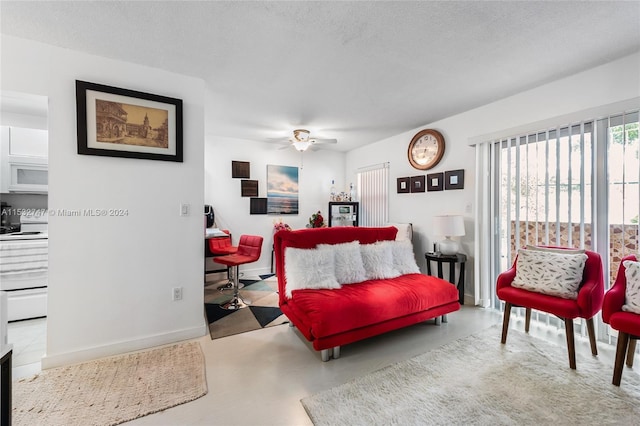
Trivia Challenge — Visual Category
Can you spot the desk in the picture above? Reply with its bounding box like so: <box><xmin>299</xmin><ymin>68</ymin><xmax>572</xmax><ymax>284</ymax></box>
<box><xmin>425</xmin><ymin>253</ymin><xmax>466</xmax><ymax>304</ymax></box>
<box><xmin>1</xmin><ymin>345</ymin><xmax>12</xmax><ymax>426</ymax></box>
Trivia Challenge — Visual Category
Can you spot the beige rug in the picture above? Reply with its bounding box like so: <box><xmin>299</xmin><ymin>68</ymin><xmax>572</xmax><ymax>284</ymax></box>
<box><xmin>13</xmin><ymin>341</ymin><xmax>207</xmax><ymax>426</ymax></box>
<box><xmin>302</xmin><ymin>327</ymin><xmax>640</xmax><ymax>425</ymax></box>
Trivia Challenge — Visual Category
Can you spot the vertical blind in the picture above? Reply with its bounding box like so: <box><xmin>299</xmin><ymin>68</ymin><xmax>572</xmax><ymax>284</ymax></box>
<box><xmin>357</xmin><ymin>163</ymin><xmax>389</xmax><ymax>226</ymax></box>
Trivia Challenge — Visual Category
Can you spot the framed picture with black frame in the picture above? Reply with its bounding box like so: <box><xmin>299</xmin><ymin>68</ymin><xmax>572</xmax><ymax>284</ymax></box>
<box><xmin>445</xmin><ymin>169</ymin><xmax>465</xmax><ymax>190</ymax></box>
<box><xmin>427</xmin><ymin>172</ymin><xmax>444</xmax><ymax>192</ymax></box>
<box><xmin>250</xmin><ymin>198</ymin><xmax>268</xmax><ymax>214</ymax></box>
<box><xmin>232</xmin><ymin>161</ymin><xmax>250</xmax><ymax>178</ymax></box>
<box><xmin>241</xmin><ymin>180</ymin><xmax>258</xmax><ymax>197</ymax></box>
<box><xmin>410</xmin><ymin>175</ymin><xmax>426</xmax><ymax>193</ymax></box>
<box><xmin>76</xmin><ymin>80</ymin><xmax>183</xmax><ymax>162</ymax></box>
<box><xmin>397</xmin><ymin>177</ymin><xmax>410</xmax><ymax>193</ymax></box>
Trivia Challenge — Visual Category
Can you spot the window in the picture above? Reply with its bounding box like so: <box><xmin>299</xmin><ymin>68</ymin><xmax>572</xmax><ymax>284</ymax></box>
<box><xmin>356</xmin><ymin>163</ymin><xmax>389</xmax><ymax>226</ymax></box>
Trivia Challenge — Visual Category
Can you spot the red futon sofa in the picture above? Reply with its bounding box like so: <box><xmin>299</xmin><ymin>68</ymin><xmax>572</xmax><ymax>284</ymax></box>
<box><xmin>274</xmin><ymin>226</ymin><xmax>460</xmax><ymax>361</ymax></box>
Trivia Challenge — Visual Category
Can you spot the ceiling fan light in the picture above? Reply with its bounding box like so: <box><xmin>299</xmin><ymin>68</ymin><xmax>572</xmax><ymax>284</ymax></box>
<box><xmin>292</xmin><ymin>140</ymin><xmax>312</xmax><ymax>152</ymax></box>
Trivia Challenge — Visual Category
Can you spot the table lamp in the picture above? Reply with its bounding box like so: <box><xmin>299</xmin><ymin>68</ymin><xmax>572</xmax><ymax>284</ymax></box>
<box><xmin>433</xmin><ymin>215</ymin><xmax>465</xmax><ymax>255</ymax></box>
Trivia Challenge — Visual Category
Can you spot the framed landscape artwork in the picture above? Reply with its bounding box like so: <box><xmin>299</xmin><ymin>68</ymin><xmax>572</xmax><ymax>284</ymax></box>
<box><xmin>267</xmin><ymin>165</ymin><xmax>299</xmax><ymax>214</ymax></box>
<box><xmin>76</xmin><ymin>80</ymin><xmax>183</xmax><ymax>162</ymax></box>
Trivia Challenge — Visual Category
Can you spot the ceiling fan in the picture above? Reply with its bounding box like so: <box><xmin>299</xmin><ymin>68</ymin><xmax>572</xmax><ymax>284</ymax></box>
<box><xmin>276</xmin><ymin>129</ymin><xmax>338</xmax><ymax>152</ymax></box>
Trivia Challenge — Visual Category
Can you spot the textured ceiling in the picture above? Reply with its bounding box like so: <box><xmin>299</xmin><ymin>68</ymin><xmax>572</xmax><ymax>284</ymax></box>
<box><xmin>1</xmin><ymin>1</ymin><xmax>639</xmax><ymax>151</ymax></box>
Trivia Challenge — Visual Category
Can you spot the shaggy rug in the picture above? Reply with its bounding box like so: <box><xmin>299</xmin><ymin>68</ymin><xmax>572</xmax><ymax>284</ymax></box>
<box><xmin>205</xmin><ymin>274</ymin><xmax>288</xmax><ymax>340</ymax></box>
<box><xmin>13</xmin><ymin>341</ymin><xmax>207</xmax><ymax>426</ymax></box>
<box><xmin>302</xmin><ymin>327</ymin><xmax>640</xmax><ymax>425</ymax></box>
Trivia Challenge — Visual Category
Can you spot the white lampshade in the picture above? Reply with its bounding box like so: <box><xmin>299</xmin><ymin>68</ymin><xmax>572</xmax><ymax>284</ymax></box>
<box><xmin>433</xmin><ymin>215</ymin><xmax>465</xmax><ymax>237</ymax></box>
<box><xmin>433</xmin><ymin>215</ymin><xmax>465</xmax><ymax>255</ymax></box>
<box><xmin>292</xmin><ymin>140</ymin><xmax>312</xmax><ymax>151</ymax></box>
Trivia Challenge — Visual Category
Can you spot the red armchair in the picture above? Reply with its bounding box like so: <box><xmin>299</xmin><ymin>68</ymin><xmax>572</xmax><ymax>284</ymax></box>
<box><xmin>497</xmin><ymin>247</ymin><xmax>604</xmax><ymax>369</ymax></box>
<box><xmin>602</xmin><ymin>254</ymin><xmax>640</xmax><ymax>386</ymax></box>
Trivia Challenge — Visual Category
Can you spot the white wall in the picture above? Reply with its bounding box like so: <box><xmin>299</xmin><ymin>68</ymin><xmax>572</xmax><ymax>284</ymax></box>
<box><xmin>1</xmin><ymin>35</ymin><xmax>206</xmax><ymax>367</ymax></box>
<box><xmin>346</xmin><ymin>52</ymin><xmax>640</xmax><ymax>305</ymax></box>
<box><xmin>204</xmin><ymin>127</ymin><xmax>346</xmax><ymax>275</ymax></box>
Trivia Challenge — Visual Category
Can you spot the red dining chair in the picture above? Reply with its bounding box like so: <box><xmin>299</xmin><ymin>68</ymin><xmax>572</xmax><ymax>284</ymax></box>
<box><xmin>497</xmin><ymin>246</ymin><xmax>604</xmax><ymax>369</ymax></box>
<box><xmin>213</xmin><ymin>235</ymin><xmax>263</xmax><ymax>310</ymax></box>
<box><xmin>208</xmin><ymin>230</ymin><xmax>238</xmax><ymax>291</ymax></box>
<box><xmin>602</xmin><ymin>254</ymin><xmax>640</xmax><ymax>386</ymax></box>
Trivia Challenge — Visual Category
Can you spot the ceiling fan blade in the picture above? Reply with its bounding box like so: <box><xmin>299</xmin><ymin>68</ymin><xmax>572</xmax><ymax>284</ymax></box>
<box><xmin>310</xmin><ymin>138</ymin><xmax>337</xmax><ymax>144</ymax></box>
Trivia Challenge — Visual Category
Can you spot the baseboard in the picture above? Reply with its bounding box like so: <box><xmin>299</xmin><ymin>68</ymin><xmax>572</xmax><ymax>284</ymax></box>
<box><xmin>41</xmin><ymin>321</ymin><xmax>207</xmax><ymax>369</ymax></box>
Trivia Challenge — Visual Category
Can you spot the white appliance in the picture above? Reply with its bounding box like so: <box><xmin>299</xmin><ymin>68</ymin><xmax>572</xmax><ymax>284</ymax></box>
<box><xmin>0</xmin><ymin>212</ymin><xmax>48</xmax><ymax>321</ymax></box>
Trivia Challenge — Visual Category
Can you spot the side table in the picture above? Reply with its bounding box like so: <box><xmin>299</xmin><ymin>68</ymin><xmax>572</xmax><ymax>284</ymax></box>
<box><xmin>425</xmin><ymin>252</ymin><xmax>467</xmax><ymax>305</ymax></box>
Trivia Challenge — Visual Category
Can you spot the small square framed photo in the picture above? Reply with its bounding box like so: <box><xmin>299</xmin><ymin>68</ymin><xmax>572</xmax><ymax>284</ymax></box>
<box><xmin>241</xmin><ymin>180</ymin><xmax>258</xmax><ymax>197</ymax></box>
<box><xmin>397</xmin><ymin>177</ymin><xmax>410</xmax><ymax>193</ymax></box>
<box><xmin>427</xmin><ymin>172</ymin><xmax>444</xmax><ymax>192</ymax></box>
<box><xmin>250</xmin><ymin>198</ymin><xmax>268</xmax><ymax>214</ymax></box>
<box><xmin>410</xmin><ymin>175</ymin><xmax>425</xmax><ymax>193</ymax></box>
<box><xmin>232</xmin><ymin>161</ymin><xmax>250</xmax><ymax>178</ymax></box>
<box><xmin>445</xmin><ymin>169</ymin><xmax>465</xmax><ymax>190</ymax></box>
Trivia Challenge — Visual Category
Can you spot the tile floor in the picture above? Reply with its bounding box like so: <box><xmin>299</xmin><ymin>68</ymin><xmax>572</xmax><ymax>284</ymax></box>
<box><xmin>9</xmin><ymin>290</ymin><xmax>622</xmax><ymax>425</ymax></box>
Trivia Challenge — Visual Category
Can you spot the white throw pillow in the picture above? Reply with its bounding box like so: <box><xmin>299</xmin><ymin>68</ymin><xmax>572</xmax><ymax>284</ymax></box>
<box><xmin>622</xmin><ymin>259</ymin><xmax>640</xmax><ymax>315</ymax></box>
<box><xmin>317</xmin><ymin>241</ymin><xmax>367</xmax><ymax>284</ymax></box>
<box><xmin>378</xmin><ymin>240</ymin><xmax>420</xmax><ymax>275</ymax></box>
<box><xmin>360</xmin><ymin>242</ymin><xmax>400</xmax><ymax>280</ymax></box>
<box><xmin>284</xmin><ymin>247</ymin><xmax>340</xmax><ymax>298</ymax></box>
<box><xmin>511</xmin><ymin>249</ymin><xmax>588</xmax><ymax>300</ymax></box>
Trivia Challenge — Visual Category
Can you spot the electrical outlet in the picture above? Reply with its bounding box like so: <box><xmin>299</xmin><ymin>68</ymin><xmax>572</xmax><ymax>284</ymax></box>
<box><xmin>172</xmin><ymin>287</ymin><xmax>183</xmax><ymax>301</ymax></box>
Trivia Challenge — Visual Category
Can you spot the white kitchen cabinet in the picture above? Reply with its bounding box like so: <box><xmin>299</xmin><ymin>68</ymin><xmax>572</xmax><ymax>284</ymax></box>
<box><xmin>0</xmin><ymin>126</ymin><xmax>48</xmax><ymax>193</ymax></box>
<box><xmin>8</xmin><ymin>127</ymin><xmax>48</xmax><ymax>158</ymax></box>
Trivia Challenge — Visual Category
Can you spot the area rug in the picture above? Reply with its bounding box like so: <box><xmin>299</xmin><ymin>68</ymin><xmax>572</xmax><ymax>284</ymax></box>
<box><xmin>13</xmin><ymin>341</ymin><xmax>207</xmax><ymax>426</ymax></box>
<box><xmin>302</xmin><ymin>327</ymin><xmax>640</xmax><ymax>425</ymax></box>
<box><xmin>205</xmin><ymin>274</ymin><xmax>288</xmax><ymax>340</ymax></box>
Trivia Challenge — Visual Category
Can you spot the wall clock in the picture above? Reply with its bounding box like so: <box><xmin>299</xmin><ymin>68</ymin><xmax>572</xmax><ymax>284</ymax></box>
<box><xmin>407</xmin><ymin>129</ymin><xmax>445</xmax><ymax>170</ymax></box>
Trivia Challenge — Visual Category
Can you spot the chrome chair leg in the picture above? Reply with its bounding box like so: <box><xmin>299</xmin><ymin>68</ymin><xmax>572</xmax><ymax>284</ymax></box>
<box><xmin>220</xmin><ymin>265</ymin><xmax>249</xmax><ymax>310</ymax></box>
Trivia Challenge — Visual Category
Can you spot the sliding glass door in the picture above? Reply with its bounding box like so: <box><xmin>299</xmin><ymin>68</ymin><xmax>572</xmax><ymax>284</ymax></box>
<box><xmin>489</xmin><ymin>110</ymin><xmax>639</xmax><ymax>337</ymax></box>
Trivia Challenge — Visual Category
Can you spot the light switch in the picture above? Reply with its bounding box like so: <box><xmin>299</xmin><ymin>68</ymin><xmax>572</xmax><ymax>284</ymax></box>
<box><xmin>180</xmin><ymin>203</ymin><xmax>190</xmax><ymax>216</ymax></box>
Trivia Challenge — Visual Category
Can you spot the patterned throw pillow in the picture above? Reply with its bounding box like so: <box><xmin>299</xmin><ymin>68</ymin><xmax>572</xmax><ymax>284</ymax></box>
<box><xmin>511</xmin><ymin>249</ymin><xmax>588</xmax><ymax>299</ymax></box>
<box><xmin>622</xmin><ymin>259</ymin><xmax>640</xmax><ymax>314</ymax></box>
